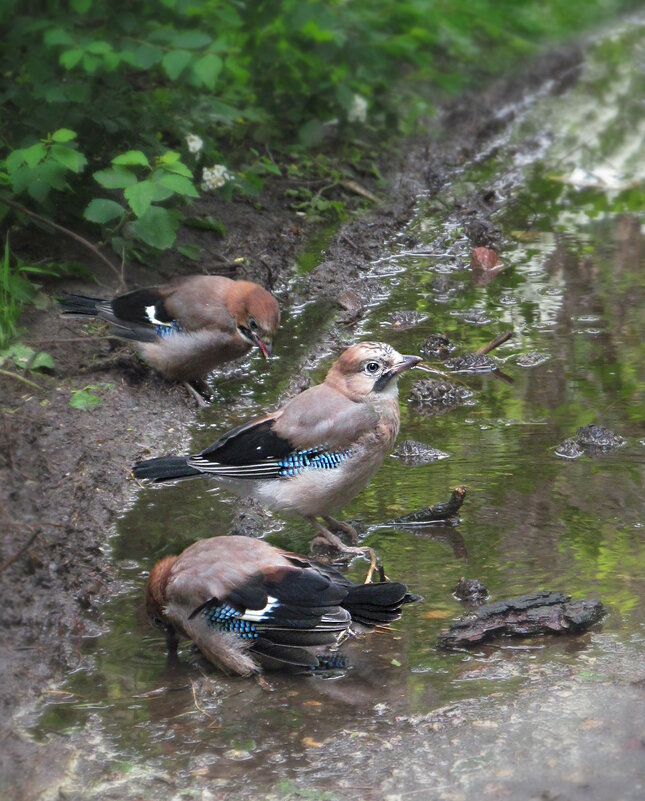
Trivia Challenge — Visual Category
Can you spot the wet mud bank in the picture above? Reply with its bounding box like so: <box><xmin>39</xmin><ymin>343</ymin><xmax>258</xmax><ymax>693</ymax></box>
<box><xmin>4</xmin><ymin>21</ymin><xmax>645</xmax><ymax>801</ymax></box>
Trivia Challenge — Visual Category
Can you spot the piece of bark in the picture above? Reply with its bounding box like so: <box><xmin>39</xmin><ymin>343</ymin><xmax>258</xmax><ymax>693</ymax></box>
<box><xmin>390</xmin><ymin>486</ymin><xmax>466</xmax><ymax>525</ymax></box>
<box><xmin>438</xmin><ymin>590</ymin><xmax>604</xmax><ymax>647</ymax></box>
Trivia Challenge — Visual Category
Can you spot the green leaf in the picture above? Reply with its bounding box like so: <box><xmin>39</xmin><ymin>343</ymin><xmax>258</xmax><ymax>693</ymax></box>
<box><xmin>30</xmin><ymin>351</ymin><xmax>55</xmax><ymax>371</ymax></box>
<box><xmin>184</xmin><ymin>215</ymin><xmax>226</xmax><ymax>236</ymax></box>
<box><xmin>23</xmin><ymin>143</ymin><xmax>47</xmax><ymax>168</ymax></box>
<box><xmin>177</xmin><ymin>244</ymin><xmax>203</xmax><ymax>261</ymax></box>
<box><xmin>390</xmin><ymin>658</ymin><xmax>401</xmax><ymax>667</ymax></box>
<box><xmin>50</xmin><ymin>145</ymin><xmax>87</xmax><ymax>173</ymax></box>
<box><xmin>157</xmin><ymin>173</ymin><xmax>199</xmax><ymax>198</ymax></box>
<box><xmin>130</xmin><ymin>206</ymin><xmax>181</xmax><ymax>249</ymax></box>
<box><xmin>6</xmin><ymin>150</ymin><xmax>26</xmax><ymax>173</ymax></box>
<box><xmin>60</xmin><ymin>49</ymin><xmax>83</xmax><ymax>70</ymax></box>
<box><xmin>130</xmin><ymin>44</ymin><xmax>163</xmax><ymax>69</ymax></box>
<box><xmin>86</xmin><ymin>41</ymin><xmax>112</xmax><ymax>55</ymax></box>
<box><xmin>93</xmin><ymin>166</ymin><xmax>137</xmax><ymax>189</ymax></box>
<box><xmin>192</xmin><ymin>53</ymin><xmax>223</xmax><ymax>89</ymax></box>
<box><xmin>123</xmin><ymin>180</ymin><xmax>157</xmax><ymax>217</ymax></box>
<box><xmin>161</xmin><ymin>49</ymin><xmax>192</xmax><ymax>80</ymax></box>
<box><xmin>161</xmin><ymin>160</ymin><xmax>193</xmax><ymax>178</ymax></box>
<box><xmin>1</xmin><ymin>343</ymin><xmax>36</xmax><ymax>369</ymax></box>
<box><xmin>112</xmin><ymin>150</ymin><xmax>150</xmax><ymax>168</ymax></box>
<box><xmin>159</xmin><ymin>151</ymin><xmax>181</xmax><ymax>165</ymax></box>
<box><xmin>51</xmin><ymin>128</ymin><xmax>77</xmax><ymax>143</ymax></box>
<box><xmin>84</xmin><ymin>198</ymin><xmax>127</xmax><ymax>224</ymax></box>
<box><xmin>69</xmin><ymin>388</ymin><xmax>102</xmax><ymax>410</ymax></box>
<box><xmin>172</xmin><ymin>31</ymin><xmax>212</xmax><ymax>50</ymax></box>
<box><xmin>70</xmin><ymin>0</ymin><xmax>93</xmax><ymax>12</ymax></box>
<box><xmin>43</xmin><ymin>28</ymin><xmax>74</xmax><ymax>47</ymax></box>
<box><xmin>82</xmin><ymin>53</ymin><xmax>101</xmax><ymax>73</ymax></box>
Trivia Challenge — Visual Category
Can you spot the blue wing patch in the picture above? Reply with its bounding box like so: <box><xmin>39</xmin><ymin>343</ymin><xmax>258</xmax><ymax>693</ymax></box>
<box><xmin>277</xmin><ymin>448</ymin><xmax>350</xmax><ymax>477</ymax></box>
<box><xmin>202</xmin><ymin>604</ymin><xmax>259</xmax><ymax>640</ymax></box>
<box><xmin>155</xmin><ymin>320</ymin><xmax>183</xmax><ymax>338</ymax></box>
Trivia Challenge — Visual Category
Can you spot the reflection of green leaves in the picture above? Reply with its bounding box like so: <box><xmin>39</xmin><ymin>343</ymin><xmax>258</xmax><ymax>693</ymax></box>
<box><xmin>69</xmin><ymin>383</ymin><xmax>113</xmax><ymax>410</ymax></box>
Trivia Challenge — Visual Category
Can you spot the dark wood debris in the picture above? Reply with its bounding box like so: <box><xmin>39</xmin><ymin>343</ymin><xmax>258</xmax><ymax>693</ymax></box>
<box><xmin>438</xmin><ymin>590</ymin><xmax>605</xmax><ymax>647</ymax></box>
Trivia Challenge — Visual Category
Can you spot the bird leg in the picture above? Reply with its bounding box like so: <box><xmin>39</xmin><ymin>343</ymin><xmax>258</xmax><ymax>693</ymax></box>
<box><xmin>183</xmin><ymin>378</ymin><xmax>213</xmax><ymax>407</ymax></box>
<box><xmin>307</xmin><ymin>516</ymin><xmax>378</xmax><ymax>580</ymax></box>
<box><xmin>322</xmin><ymin>515</ymin><xmax>360</xmax><ymax>544</ymax></box>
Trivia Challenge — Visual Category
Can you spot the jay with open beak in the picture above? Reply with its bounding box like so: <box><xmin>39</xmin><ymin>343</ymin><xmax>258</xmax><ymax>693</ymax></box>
<box><xmin>134</xmin><ymin>342</ymin><xmax>421</xmax><ymax>564</ymax></box>
<box><xmin>59</xmin><ymin>275</ymin><xmax>280</xmax><ymax>403</ymax></box>
<box><xmin>147</xmin><ymin>535</ymin><xmax>420</xmax><ymax>675</ymax></box>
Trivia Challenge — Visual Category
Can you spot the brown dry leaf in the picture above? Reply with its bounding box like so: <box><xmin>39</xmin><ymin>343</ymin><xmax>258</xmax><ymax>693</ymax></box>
<box><xmin>471</xmin><ymin>246</ymin><xmax>502</xmax><ymax>272</ymax></box>
<box><xmin>302</xmin><ymin>737</ymin><xmax>324</xmax><ymax>748</ymax></box>
<box><xmin>579</xmin><ymin>718</ymin><xmax>604</xmax><ymax>730</ymax></box>
<box><xmin>302</xmin><ymin>700</ymin><xmax>322</xmax><ymax>707</ymax></box>
<box><xmin>420</xmin><ymin>609</ymin><xmax>449</xmax><ymax>619</ymax></box>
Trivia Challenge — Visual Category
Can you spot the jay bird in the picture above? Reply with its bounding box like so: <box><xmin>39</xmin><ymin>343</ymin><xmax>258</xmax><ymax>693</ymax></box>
<box><xmin>146</xmin><ymin>535</ymin><xmax>420</xmax><ymax>675</ymax></box>
<box><xmin>59</xmin><ymin>275</ymin><xmax>280</xmax><ymax>402</ymax></box>
<box><xmin>134</xmin><ymin>342</ymin><xmax>421</xmax><ymax>564</ymax></box>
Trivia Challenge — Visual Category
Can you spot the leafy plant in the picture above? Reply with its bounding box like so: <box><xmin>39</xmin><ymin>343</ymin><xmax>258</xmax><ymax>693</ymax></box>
<box><xmin>85</xmin><ymin>149</ymin><xmax>198</xmax><ymax>255</ymax></box>
<box><xmin>0</xmin><ymin>342</ymin><xmax>54</xmax><ymax>391</ymax></box>
<box><xmin>69</xmin><ymin>383</ymin><xmax>114</xmax><ymax>410</ymax></box>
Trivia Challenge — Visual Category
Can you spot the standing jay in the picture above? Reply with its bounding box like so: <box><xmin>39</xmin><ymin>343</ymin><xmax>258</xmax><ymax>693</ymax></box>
<box><xmin>134</xmin><ymin>342</ymin><xmax>421</xmax><ymax>561</ymax></box>
<box><xmin>59</xmin><ymin>275</ymin><xmax>280</xmax><ymax>402</ymax></box>
<box><xmin>146</xmin><ymin>535</ymin><xmax>420</xmax><ymax>675</ymax></box>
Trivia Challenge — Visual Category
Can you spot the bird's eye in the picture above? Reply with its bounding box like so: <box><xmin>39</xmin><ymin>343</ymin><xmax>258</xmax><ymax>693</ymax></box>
<box><xmin>248</xmin><ymin>318</ymin><xmax>259</xmax><ymax>331</ymax></box>
<box><xmin>365</xmin><ymin>361</ymin><xmax>380</xmax><ymax>374</ymax></box>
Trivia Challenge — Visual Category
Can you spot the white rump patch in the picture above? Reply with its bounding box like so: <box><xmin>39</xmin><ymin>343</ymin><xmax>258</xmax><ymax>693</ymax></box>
<box><xmin>242</xmin><ymin>595</ymin><xmax>279</xmax><ymax>622</ymax></box>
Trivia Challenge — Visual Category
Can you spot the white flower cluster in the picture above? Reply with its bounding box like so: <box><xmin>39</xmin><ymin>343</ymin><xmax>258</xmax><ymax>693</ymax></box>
<box><xmin>347</xmin><ymin>94</ymin><xmax>368</xmax><ymax>124</ymax></box>
<box><xmin>201</xmin><ymin>164</ymin><xmax>233</xmax><ymax>191</ymax></box>
<box><xmin>185</xmin><ymin>134</ymin><xmax>203</xmax><ymax>154</ymax></box>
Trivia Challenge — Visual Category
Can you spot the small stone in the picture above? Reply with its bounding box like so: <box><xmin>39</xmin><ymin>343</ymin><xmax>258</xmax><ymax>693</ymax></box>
<box><xmin>516</xmin><ymin>351</ymin><xmax>550</xmax><ymax>367</ymax></box>
<box><xmin>445</xmin><ymin>352</ymin><xmax>498</xmax><ymax>373</ymax></box>
<box><xmin>392</xmin><ymin>440</ymin><xmax>450</xmax><ymax>465</ymax></box>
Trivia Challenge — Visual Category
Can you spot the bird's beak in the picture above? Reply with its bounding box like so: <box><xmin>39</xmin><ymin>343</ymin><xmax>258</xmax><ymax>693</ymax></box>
<box><xmin>253</xmin><ymin>334</ymin><xmax>272</xmax><ymax>359</ymax></box>
<box><xmin>375</xmin><ymin>354</ymin><xmax>422</xmax><ymax>391</ymax></box>
<box><xmin>392</xmin><ymin>354</ymin><xmax>422</xmax><ymax>375</ymax></box>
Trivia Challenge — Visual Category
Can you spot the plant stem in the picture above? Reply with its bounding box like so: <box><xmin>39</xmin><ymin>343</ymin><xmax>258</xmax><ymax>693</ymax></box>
<box><xmin>0</xmin><ymin>197</ymin><xmax>126</xmax><ymax>290</ymax></box>
<box><xmin>0</xmin><ymin>367</ymin><xmax>44</xmax><ymax>390</ymax></box>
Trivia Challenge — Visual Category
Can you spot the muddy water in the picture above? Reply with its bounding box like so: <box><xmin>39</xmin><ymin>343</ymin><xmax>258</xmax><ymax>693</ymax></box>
<box><xmin>34</xmin><ymin>20</ymin><xmax>645</xmax><ymax>798</ymax></box>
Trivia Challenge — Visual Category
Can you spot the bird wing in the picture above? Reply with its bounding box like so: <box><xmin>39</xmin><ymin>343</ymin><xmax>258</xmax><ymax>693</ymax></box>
<box><xmin>165</xmin><ymin>538</ymin><xmax>350</xmax><ymax>648</ymax></box>
<box><xmin>104</xmin><ymin>286</ymin><xmax>180</xmax><ymax>342</ymax></box>
<box><xmin>187</xmin><ymin>384</ymin><xmax>378</xmax><ymax>480</ymax></box>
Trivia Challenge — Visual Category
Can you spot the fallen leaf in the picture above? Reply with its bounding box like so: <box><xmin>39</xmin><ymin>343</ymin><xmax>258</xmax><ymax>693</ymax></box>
<box><xmin>471</xmin><ymin>246</ymin><xmax>502</xmax><ymax>272</ymax></box>
<box><xmin>421</xmin><ymin>610</ymin><xmax>449</xmax><ymax>620</ymax></box>
<box><xmin>302</xmin><ymin>737</ymin><xmax>323</xmax><ymax>748</ymax></box>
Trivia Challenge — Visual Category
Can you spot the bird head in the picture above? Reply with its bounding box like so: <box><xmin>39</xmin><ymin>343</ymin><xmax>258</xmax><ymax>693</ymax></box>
<box><xmin>228</xmin><ymin>281</ymin><xmax>280</xmax><ymax>359</ymax></box>
<box><xmin>146</xmin><ymin>555</ymin><xmax>177</xmax><ymax>629</ymax></box>
<box><xmin>326</xmin><ymin>342</ymin><xmax>421</xmax><ymax>401</ymax></box>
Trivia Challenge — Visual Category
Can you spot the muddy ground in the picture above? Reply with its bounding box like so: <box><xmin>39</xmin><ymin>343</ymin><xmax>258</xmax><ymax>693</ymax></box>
<box><xmin>4</xmin><ymin>40</ymin><xmax>641</xmax><ymax>801</ymax></box>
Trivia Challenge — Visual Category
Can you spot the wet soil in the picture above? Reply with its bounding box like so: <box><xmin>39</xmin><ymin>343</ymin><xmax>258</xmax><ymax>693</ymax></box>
<box><xmin>3</xmin><ymin>34</ymin><xmax>644</xmax><ymax>801</ymax></box>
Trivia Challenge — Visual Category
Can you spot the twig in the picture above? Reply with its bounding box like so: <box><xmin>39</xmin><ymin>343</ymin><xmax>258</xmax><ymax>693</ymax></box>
<box><xmin>0</xmin><ymin>196</ymin><xmax>126</xmax><ymax>290</ymax></box>
<box><xmin>126</xmin><ymin>468</ymin><xmax>144</xmax><ymax>489</ymax></box>
<box><xmin>0</xmin><ymin>367</ymin><xmax>44</xmax><ymax>391</ymax></box>
<box><xmin>25</xmin><ymin>337</ymin><xmax>110</xmax><ymax>345</ymax></box>
<box><xmin>0</xmin><ymin>526</ymin><xmax>39</xmax><ymax>573</ymax></box>
<box><xmin>477</xmin><ymin>330</ymin><xmax>514</xmax><ymax>355</ymax></box>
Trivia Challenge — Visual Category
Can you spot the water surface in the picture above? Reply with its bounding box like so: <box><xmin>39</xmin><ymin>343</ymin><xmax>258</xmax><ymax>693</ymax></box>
<box><xmin>34</xmin><ymin>19</ymin><xmax>645</xmax><ymax>797</ymax></box>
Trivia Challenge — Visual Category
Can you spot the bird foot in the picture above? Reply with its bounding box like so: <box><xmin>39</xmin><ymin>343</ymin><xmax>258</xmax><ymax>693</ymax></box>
<box><xmin>309</xmin><ymin>531</ymin><xmax>377</xmax><ymax>572</ymax></box>
<box><xmin>184</xmin><ymin>379</ymin><xmax>214</xmax><ymax>407</ymax></box>
<box><xmin>322</xmin><ymin>516</ymin><xmax>360</xmax><ymax>545</ymax></box>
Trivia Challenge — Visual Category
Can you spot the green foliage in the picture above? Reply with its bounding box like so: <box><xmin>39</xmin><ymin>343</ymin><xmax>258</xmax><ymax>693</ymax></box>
<box><xmin>86</xmin><ymin>148</ymin><xmax>197</xmax><ymax>255</ymax></box>
<box><xmin>0</xmin><ymin>0</ymin><xmax>637</xmax><ymax>255</ymax></box>
<box><xmin>69</xmin><ymin>383</ymin><xmax>113</xmax><ymax>410</ymax></box>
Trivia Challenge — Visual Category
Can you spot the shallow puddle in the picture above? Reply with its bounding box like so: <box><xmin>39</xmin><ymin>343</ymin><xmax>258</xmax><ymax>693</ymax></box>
<box><xmin>33</xmin><ymin>17</ymin><xmax>645</xmax><ymax>797</ymax></box>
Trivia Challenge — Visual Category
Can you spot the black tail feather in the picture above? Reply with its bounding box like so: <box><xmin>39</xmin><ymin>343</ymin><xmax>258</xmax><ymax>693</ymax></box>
<box><xmin>133</xmin><ymin>456</ymin><xmax>203</xmax><ymax>482</ymax></box>
<box><xmin>58</xmin><ymin>292</ymin><xmax>104</xmax><ymax>316</ymax></box>
<box><xmin>342</xmin><ymin>582</ymin><xmax>422</xmax><ymax>627</ymax></box>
